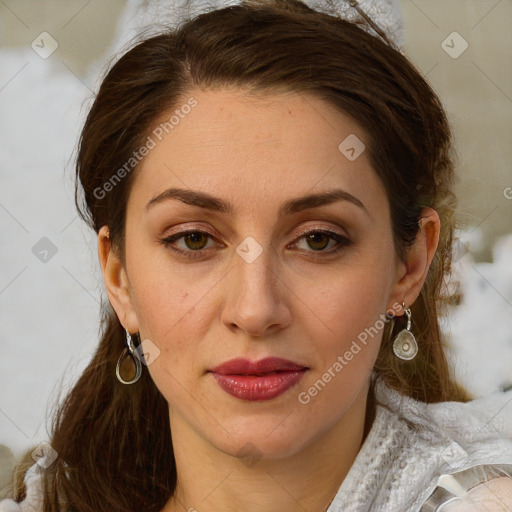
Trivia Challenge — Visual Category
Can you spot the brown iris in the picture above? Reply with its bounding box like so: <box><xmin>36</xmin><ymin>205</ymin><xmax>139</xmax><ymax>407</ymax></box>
<box><xmin>184</xmin><ymin>232</ymin><xmax>209</xmax><ymax>250</ymax></box>
<box><xmin>306</xmin><ymin>232</ymin><xmax>330</xmax><ymax>251</ymax></box>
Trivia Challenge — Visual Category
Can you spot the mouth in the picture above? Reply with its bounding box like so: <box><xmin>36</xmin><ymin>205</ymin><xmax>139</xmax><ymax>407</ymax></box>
<box><xmin>208</xmin><ymin>357</ymin><xmax>309</xmax><ymax>401</ymax></box>
<box><xmin>209</xmin><ymin>356</ymin><xmax>308</xmax><ymax>375</ymax></box>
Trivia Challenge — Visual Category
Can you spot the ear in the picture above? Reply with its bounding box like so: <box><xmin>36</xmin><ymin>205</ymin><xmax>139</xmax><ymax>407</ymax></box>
<box><xmin>97</xmin><ymin>225</ymin><xmax>139</xmax><ymax>333</ymax></box>
<box><xmin>387</xmin><ymin>207</ymin><xmax>441</xmax><ymax>313</ymax></box>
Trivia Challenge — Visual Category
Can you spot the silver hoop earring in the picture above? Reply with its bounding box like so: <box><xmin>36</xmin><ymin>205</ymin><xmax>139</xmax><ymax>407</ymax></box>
<box><xmin>392</xmin><ymin>302</ymin><xmax>418</xmax><ymax>360</ymax></box>
<box><xmin>116</xmin><ymin>329</ymin><xmax>142</xmax><ymax>384</ymax></box>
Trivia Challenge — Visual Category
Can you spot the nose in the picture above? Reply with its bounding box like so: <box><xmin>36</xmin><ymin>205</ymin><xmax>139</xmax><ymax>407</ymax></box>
<box><xmin>221</xmin><ymin>240</ymin><xmax>292</xmax><ymax>338</ymax></box>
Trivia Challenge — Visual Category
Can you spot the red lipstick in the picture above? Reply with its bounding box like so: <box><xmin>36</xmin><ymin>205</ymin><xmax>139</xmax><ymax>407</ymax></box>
<box><xmin>209</xmin><ymin>357</ymin><xmax>308</xmax><ymax>401</ymax></box>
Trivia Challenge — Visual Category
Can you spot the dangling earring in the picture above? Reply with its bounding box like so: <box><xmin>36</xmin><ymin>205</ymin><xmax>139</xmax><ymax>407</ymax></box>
<box><xmin>392</xmin><ymin>302</ymin><xmax>418</xmax><ymax>360</ymax></box>
<box><xmin>116</xmin><ymin>329</ymin><xmax>142</xmax><ymax>384</ymax></box>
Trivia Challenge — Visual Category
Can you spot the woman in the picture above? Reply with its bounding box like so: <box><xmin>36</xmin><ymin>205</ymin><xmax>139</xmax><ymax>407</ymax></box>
<box><xmin>2</xmin><ymin>0</ymin><xmax>511</xmax><ymax>510</ymax></box>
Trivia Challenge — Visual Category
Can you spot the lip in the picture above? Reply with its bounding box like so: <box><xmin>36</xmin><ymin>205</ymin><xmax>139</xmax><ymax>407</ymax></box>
<box><xmin>210</xmin><ymin>357</ymin><xmax>307</xmax><ymax>375</ymax></box>
<box><xmin>209</xmin><ymin>357</ymin><xmax>308</xmax><ymax>401</ymax></box>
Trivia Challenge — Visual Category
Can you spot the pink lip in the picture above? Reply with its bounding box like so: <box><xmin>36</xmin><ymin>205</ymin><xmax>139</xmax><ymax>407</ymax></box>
<box><xmin>209</xmin><ymin>357</ymin><xmax>308</xmax><ymax>401</ymax></box>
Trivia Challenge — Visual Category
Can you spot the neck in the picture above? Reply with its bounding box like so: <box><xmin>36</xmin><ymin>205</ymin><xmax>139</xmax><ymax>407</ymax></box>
<box><xmin>163</xmin><ymin>380</ymin><xmax>376</xmax><ymax>512</ymax></box>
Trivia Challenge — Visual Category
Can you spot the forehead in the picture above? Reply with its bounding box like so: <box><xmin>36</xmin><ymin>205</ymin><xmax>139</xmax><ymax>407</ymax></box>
<box><xmin>129</xmin><ymin>87</ymin><xmax>386</xmax><ymax>215</ymax></box>
<box><xmin>157</xmin><ymin>86</ymin><xmax>362</xmax><ymax>154</ymax></box>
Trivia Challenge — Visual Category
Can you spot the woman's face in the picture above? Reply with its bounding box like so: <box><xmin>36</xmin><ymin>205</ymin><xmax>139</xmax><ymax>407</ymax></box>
<box><xmin>109</xmin><ymin>88</ymin><xmax>410</xmax><ymax>459</ymax></box>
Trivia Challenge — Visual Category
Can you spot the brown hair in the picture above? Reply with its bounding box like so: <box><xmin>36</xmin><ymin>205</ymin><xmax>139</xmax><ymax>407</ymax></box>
<box><xmin>10</xmin><ymin>0</ymin><xmax>472</xmax><ymax>509</ymax></box>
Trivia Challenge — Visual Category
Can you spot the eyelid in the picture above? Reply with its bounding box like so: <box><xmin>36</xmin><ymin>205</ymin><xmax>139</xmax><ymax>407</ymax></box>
<box><xmin>161</xmin><ymin>224</ymin><xmax>218</xmax><ymax>241</ymax></box>
<box><xmin>291</xmin><ymin>223</ymin><xmax>349</xmax><ymax>241</ymax></box>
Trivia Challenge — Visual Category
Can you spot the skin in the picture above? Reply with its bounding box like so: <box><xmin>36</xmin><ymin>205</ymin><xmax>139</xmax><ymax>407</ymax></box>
<box><xmin>98</xmin><ymin>88</ymin><xmax>440</xmax><ymax>512</ymax></box>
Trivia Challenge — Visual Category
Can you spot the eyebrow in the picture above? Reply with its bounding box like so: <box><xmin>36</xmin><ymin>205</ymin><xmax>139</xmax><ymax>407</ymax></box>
<box><xmin>146</xmin><ymin>187</ymin><xmax>368</xmax><ymax>218</ymax></box>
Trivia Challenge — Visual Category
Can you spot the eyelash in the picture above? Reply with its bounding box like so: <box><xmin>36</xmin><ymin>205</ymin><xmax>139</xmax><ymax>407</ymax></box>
<box><xmin>160</xmin><ymin>227</ymin><xmax>352</xmax><ymax>260</ymax></box>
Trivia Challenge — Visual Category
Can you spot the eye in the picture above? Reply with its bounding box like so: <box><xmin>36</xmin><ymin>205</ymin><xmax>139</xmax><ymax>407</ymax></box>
<box><xmin>160</xmin><ymin>230</ymin><xmax>221</xmax><ymax>259</ymax></box>
<box><xmin>290</xmin><ymin>229</ymin><xmax>352</xmax><ymax>257</ymax></box>
<box><xmin>160</xmin><ymin>227</ymin><xmax>352</xmax><ymax>260</ymax></box>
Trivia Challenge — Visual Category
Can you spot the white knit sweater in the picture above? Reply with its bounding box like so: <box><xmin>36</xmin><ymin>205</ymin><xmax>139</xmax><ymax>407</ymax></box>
<box><xmin>2</xmin><ymin>372</ymin><xmax>512</xmax><ymax>512</ymax></box>
<box><xmin>327</xmin><ymin>372</ymin><xmax>512</xmax><ymax>511</ymax></box>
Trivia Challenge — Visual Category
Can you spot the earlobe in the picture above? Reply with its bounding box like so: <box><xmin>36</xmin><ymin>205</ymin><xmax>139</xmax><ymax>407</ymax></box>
<box><xmin>389</xmin><ymin>208</ymin><xmax>441</xmax><ymax>311</ymax></box>
<box><xmin>97</xmin><ymin>226</ymin><xmax>139</xmax><ymax>332</ymax></box>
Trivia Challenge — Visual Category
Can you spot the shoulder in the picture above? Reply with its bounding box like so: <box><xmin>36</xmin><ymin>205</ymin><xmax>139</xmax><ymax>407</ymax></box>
<box><xmin>368</xmin><ymin>375</ymin><xmax>512</xmax><ymax>510</ymax></box>
<box><xmin>440</xmin><ymin>476</ymin><xmax>512</xmax><ymax>511</ymax></box>
<box><xmin>373</xmin><ymin>375</ymin><xmax>512</xmax><ymax>453</ymax></box>
<box><xmin>379</xmin><ymin>378</ymin><xmax>512</xmax><ymax>470</ymax></box>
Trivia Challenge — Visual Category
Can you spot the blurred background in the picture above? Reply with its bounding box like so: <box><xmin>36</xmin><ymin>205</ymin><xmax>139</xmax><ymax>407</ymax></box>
<box><xmin>0</xmin><ymin>0</ymin><xmax>511</xmax><ymax>471</ymax></box>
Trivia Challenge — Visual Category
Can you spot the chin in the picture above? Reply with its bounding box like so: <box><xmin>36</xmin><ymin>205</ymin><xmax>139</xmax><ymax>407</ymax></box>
<box><xmin>207</xmin><ymin>417</ymin><xmax>319</xmax><ymax>462</ymax></box>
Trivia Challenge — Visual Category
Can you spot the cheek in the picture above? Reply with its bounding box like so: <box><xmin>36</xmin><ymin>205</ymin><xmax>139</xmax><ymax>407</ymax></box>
<box><xmin>130</xmin><ymin>270</ymin><xmax>217</xmax><ymax>350</ymax></box>
<box><xmin>292</xmin><ymin>261</ymin><xmax>392</xmax><ymax>416</ymax></box>
<box><xmin>291</xmin><ymin>248</ymin><xmax>397</xmax><ymax>395</ymax></box>
<box><xmin>126</xmin><ymin>231</ymin><xmax>215</xmax><ymax>327</ymax></box>
<box><xmin>297</xmin><ymin>251</ymin><xmax>395</xmax><ymax>339</ymax></box>
<box><xmin>124</xmin><ymin>241</ymin><xmax>210</xmax><ymax>372</ymax></box>
<box><xmin>129</xmin><ymin>268</ymin><xmax>216</xmax><ymax>399</ymax></box>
